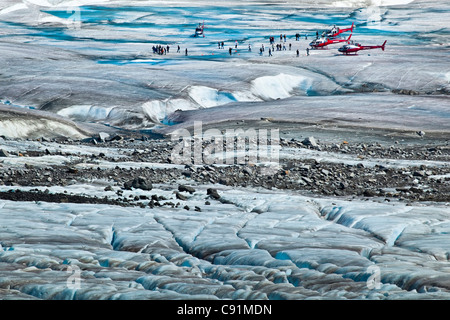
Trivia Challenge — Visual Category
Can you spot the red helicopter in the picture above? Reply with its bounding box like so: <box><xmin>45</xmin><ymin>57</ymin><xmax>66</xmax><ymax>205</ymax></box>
<box><xmin>309</xmin><ymin>34</ymin><xmax>352</xmax><ymax>49</ymax></box>
<box><xmin>322</xmin><ymin>22</ymin><xmax>354</xmax><ymax>38</ymax></box>
<box><xmin>338</xmin><ymin>40</ymin><xmax>387</xmax><ymax>55</ymax></box>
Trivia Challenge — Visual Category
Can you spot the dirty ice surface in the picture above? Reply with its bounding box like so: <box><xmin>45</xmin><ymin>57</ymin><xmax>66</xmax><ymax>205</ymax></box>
<box><xmin>0</xmin><ymin>0</ymin><xmax>450</xmax><ymax>300</ymax></box>
<box><xmin>0</xmin><ymin>0</ymin><xmax>449</xmax><ymax>134</ymax></box>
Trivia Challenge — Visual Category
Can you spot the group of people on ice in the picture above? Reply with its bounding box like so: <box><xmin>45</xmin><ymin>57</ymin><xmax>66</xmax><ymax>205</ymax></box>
<box><xmin>151</xmin><ymin>31</ymin><xmax>312</xmax><ymax>59</ymax></box>
<box><xmin>152</xmin><ymin>44</ymin><xmax>171</xmax><ymax>55</ymax></box>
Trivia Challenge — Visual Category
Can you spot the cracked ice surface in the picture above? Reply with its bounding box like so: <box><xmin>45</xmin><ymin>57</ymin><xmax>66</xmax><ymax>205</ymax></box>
<box><xmin>1</xmin><ymin>186</ymin><xmax>450</xmax><ymax>300</ymax></box>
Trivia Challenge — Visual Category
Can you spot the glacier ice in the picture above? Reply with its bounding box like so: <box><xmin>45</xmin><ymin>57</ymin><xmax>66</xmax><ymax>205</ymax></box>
<box><xmin>0</xmin><ymin>0</ymin><xmax>449</xmax><ymax>301</ymax></box>
<box><xmin>1</xmin><ymin>185</ymin><xmax>450</xmax><ymax>299</ymax></box>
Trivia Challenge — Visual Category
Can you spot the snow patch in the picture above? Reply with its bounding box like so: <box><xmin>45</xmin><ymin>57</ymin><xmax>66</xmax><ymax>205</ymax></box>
<box><xmin>57</xmin><ymin>105</ymin><xmax>116</xmax><ymax>122</ymax></box>
<box><xmin>0</xmin><ymin>3</ymin><xmax>28</xmax><ymax>15</ymax></box>
<box><xmin>251</xmin><ymin>74</ymin><xmax>312</xmax><ymax>100</ymax></box>
<box><xmin>0</xmin><ymin>118</ymin><xmax>88</xmax><ymax>140</ymax></box>
<box><xmin>331</xmin><ymin>0</ymin><xmax>413</xmax><ymax>7</ymax></box>
<box><xmin>143</xmin><ymin>73</ymin><xmax>314</xmax><ymax>123</ymax></box>
<box><xmin>188</xmin><ymin>86</ymin><xmax>238</xmax><ymax>109</ymax></box>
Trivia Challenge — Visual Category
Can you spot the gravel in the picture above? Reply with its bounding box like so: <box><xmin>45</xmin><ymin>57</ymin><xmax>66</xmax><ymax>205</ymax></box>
<box><xmin>0</xmin><ymin>127</ymin><xmax>448</xmax><ymax>205</ymax></box>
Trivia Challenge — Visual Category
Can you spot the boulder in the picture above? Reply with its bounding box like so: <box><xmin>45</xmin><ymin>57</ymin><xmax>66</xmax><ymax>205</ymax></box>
<box><xmin>178</xmin><ymin>185</ymin><xmax>195</xmax><ymax>194</ymax></box>
<box><xmin>0</xmin><ymin>149</ymin><xmax>10</xmax><ymax>157</ymax></box>
<box><xmin>207</xmin><ymin>188</ymin><xmax>221</xmax><ymax>200</ymax></box>
<box><xmin>124</xmin><ymin>177</ymin><xmax>152</xmax><ymax>191</ymax></box>
<box><xmin>302</xmin><ymin>136</ymin><xmax>318</xmax><ymax>147</ymax></box>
